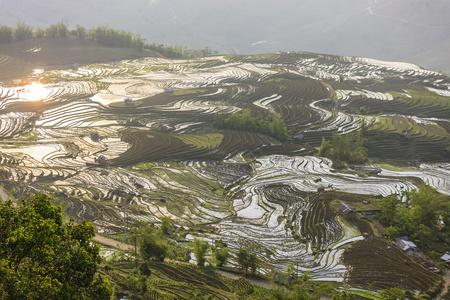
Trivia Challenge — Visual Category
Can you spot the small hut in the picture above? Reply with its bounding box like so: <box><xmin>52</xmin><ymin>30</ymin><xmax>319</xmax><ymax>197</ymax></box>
<box><xmin>440</xmin><ymin>253</ymin><xmax>450</xmax><ymax>264</ymax></box>
<box><xmin>395</xmin><ymin>237</ymin><xmax>417</xmax><ymax>256</ymax></box>
<box><xmin>94</xmin><ymin>155</ymin><xmax>109</xmax><ymax>165</ymax></box>
<box><xmin>90</xmin><ymin>132</ymin><xmax>100</xmax><ymax>142</ymax></box>
<box><xmin>72</xmin><ymin>63</ymin><xmax>79</xmax><ymax>71</ymax></box>
<box><xmin>273</xmin><ymin>272</ymin><xmax>294</xmax><ymax>285</ymax></box>
<box><xmin>124</xmin><ymin>97</ymin><xmax>133</xmax><ymax>105</ymax></box>
<box><xmin>293</xmin><ymin>134</ymin><xmax>304</xmax><ymax>143</ymax></box>
<box><xmin>338</xmin><ymin>203</ymin><xmax>356</xmax><ymax>218</ymax></box>
<box><xmin>164</xmin><ymin>87</ymin><xmax>174</xmax><ymax>94</ymax></box>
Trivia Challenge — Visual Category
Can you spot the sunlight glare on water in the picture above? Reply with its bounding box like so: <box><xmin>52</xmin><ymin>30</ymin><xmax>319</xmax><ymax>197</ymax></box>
<box><xmin>20</xmin><ymin>82</ymin><xmax>49</xmax><ymax>101</ymax></box>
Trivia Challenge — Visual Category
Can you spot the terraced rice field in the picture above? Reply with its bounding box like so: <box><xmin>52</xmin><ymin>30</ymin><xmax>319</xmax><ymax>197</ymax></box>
<box><xmin>343</xmin><ymin>239</ymin><xmax>441</xmax><ymax>293</ymax></box>
<box><xmin>0</xmin><ymin>51</ymin><xmax>449</xmax><ymax>285</ymax></box>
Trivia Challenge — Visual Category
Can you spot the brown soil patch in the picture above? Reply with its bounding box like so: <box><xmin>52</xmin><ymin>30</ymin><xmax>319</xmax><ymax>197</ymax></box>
<box><xmin>343</xmin><ymin>239</ymin><xmax>441</xmax><ymax>294</ymax></box>
<box><xmin>93</xmin><ymin>234</ymin><xmax>134</xmax><ymax>252</ymax></box>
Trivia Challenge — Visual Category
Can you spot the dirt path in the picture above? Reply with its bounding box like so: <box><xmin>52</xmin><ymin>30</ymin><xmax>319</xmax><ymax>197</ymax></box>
<box><xmin>218</xmin><ymin>269</ymin><xmax>273</xmax><ymax>289</ymax></box>
<box><xmin>92</xmin><ymin>235</ymin><xmax>134</xmax><ymax>252</ymax></box>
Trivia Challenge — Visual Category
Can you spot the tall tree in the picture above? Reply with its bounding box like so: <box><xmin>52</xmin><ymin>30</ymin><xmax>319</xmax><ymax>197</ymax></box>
<box><xmin>0</xmin><ymin>25</ymin><xmax>13</xmax><ymax>43</ymax></box>
<box><xmin>0</xmin><ymin>194</ymin><xmax>113</xmax><ymax>299</ymax></box>
<box><xmin>13</xmin><ymin>21</ymin><xmax>33</xmax><ymax>41</ymax></box>
<box><xmin>377</xmin><ymin>195</ymin><xmax>401</xmax><ymax>226</ymax></box>
<box><xmin>138</xmin><ymin>226</ymin><xmax>167</xmax><ymax>262</ymax></box>
<box><xmin>193</xmin><ymin>238</ymin><xmax>209</xmax><ymax>267</ymax></box>
<box><xmin>76</xmin><ymin>25</ymin><xmax>87</xmax><ymax>39</ymax></box>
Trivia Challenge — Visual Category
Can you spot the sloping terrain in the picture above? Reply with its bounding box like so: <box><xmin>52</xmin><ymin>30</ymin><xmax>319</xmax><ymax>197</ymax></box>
<box><xmin>343</xmin><ymin>239</ymin><xmax>441</xmax><ymax>294</ymax></box>
<box><xmin>0</xmin><ymin>51</ymin><xmax>448</xmax><ymax>289</ymax></box>
<box><xmin>1</xmin><ymin>0</ymin><xmax>449</xmax><ymax>73</ymax></box>
<box><xmin>0</xmin><ymin>38</ymin><xmax>154</xmax><ymax>82</ymax></box>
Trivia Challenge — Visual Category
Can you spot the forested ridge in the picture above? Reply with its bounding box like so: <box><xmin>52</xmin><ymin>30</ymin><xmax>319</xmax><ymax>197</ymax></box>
<box><xmin>0</xmin><ymin>21</ymin><xmax>218</xmax><ymax>59</ymax></box>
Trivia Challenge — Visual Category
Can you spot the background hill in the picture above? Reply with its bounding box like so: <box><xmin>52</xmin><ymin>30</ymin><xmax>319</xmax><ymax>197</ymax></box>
<box><xmin>0</xmin><ymin>38</ymin><xmax>156</xmax><ymax>82</ymax></box>
<box><xmin>1</xmin><ymin>0</ymin><xmax>450</xmax><ymax>73</ymax></box>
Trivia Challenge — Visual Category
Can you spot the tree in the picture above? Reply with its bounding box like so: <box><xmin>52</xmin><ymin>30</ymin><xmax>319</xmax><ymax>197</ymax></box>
<box><xmin>160</xmin><ymin>216</ymin><xmax>172</xmax><ymax>235</ymax></box>
<box><xmin>0</xmin><ymin>194</ymin><xmax>113</xmax><ymax>299</ymax></box>
<box><xmin>76</xmin><ymin>25</ymin><xmax>87</xmax><ymax>39</ymax></box>
<box><xmin>402</xmin><ymin>184</ymin><xmax>448</xmax><ymax>228</ymax></box>
<box><xmin>56</xmin><ymin>20</ymin><xmax>68</xmax><ymax>38</ymax></box>
<box><xmin>318</xmin><ymin>137</ymin><xmax>332</xmax><ymax>157</ymax></box>
<box><xmin>385</xmin><ymin>226</ymin><xmax>401</xmax><ymax>240</ymax></box>
<box><xmin>380</xmin><ymin>184</ymin><xmax>449</xmax><ymax>250</ymax></box>
<box><xmin>212</xmin><ymin>247</ymin><xmax>229</xmax><ymax>267</ymax></box>
<box><xmin>0</xmin><ymin>25</ymin><xmax>13</xmax><ymax>43</ymax></box>
<box><xmin>377</xmin><ymin>195</ymin><xmax>401</xmax><ymax>226</ymax></box>
<box><xmin>213</xmin><ymin>109</ymin><xmax>289</xmax><ymax>141</ymax></box>
<box><xmin>138</xmin><ymin>226</ymin><xmax>167</xmax><ymax>262</ymax></box>
<box><xmin>13</xmin><ymin>21</ymin><xmax>33</xmax><ymax>41</ymax></box>
<box><xmin>193</xmin><ymin>238</ymin><xmax>209</xmax><ymax>267</ymax></box>
<box><xmin>237</xmin><ymin>240</ymin><xmax>260</xmax><ymax>274</ymax></box>
<box><xmin>318</xmin><ymin>131</ymin><xmax>368</xmax><ymax>164</ymax></box>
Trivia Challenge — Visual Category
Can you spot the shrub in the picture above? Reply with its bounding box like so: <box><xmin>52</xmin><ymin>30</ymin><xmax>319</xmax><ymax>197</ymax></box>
<box><xmin>213</xmin><ymin>247</ymin><xmax>230</xmax><ymax>267</ymax></box>
<box><xmin>138</xmin><ymin>227</ymin><xmax>167</xmax><ymax>261</ymax></box>
<box><xmin>193</xmin><ymin>238</ymin><xmax>209</xmax><ymax>267</ymax></box>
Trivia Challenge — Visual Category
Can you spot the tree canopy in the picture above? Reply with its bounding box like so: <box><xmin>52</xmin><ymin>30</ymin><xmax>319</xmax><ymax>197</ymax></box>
<box><xmin>318</xmin><ymin>131</ymin><xmax>368</xmax><ymax>164</ymax></box>
<box><xmin>214</xmin><ymin>109</ymin><xmax>290</xmax><ymax>141</ymax></box>
<box><xmin>0</xmin><ymin>22</ymin><xmax>218</xmax><ymax>59</ymax></box>
<box><xmin>0</xmin><ymin>194</ymin><xmax>113</xmax><ymax>299</ymax></box>
<box><xmin>379</xmin><ymin>184</ymin><xmax>449</xmax><ymax>250</ymax></box>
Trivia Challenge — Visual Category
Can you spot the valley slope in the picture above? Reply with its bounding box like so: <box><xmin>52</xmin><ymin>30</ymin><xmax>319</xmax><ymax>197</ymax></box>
<box><xmin>0</xmin><ymin>46</ymin><xmax>448</xmax><ymax>296</ymax></box>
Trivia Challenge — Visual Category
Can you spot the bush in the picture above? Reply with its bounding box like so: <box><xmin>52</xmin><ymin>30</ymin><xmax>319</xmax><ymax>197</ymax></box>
<box><xmin>318</xmin><ymin>131</ymin><xmax>368</xmax><ymax>164</ymax></box>
<box><xmin>0</xmin><ymin>194</ymin><xmax>113</xmax><ymax>299</ymax></box>
<box><xmin>160</xmin><ymin>216</ymin><xmax>172</xmax><ymax>235</ymax></box>
<box><xmin>214</xmin><ymin>109</ymin><xmax>289</xmax><ymax>141</ymax></box>
<box><xmin>213</xmin><ymin>247</ymin><xmax>230</xmax><ymax>267</ymax></box>
<box><xmin>193</xmin><ymin>238</ymin><xmax>209</xmax><ymax>267</ymax></box>
<box><xmin>237</xmin><ymin>241</ymin><xmax>260</xmax><ymax>274</ymax></box>
<box><xmin>138</xmin><ymin>227</ymin><xmax>167</xmax><ymax>261</ymax></box>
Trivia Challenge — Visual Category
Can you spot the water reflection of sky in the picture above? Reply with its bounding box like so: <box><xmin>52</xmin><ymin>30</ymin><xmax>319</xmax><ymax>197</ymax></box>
<box><xmin>0</xmin><ymin>144</ymin><xmax>60</xmax><ymax>162</ymax></box>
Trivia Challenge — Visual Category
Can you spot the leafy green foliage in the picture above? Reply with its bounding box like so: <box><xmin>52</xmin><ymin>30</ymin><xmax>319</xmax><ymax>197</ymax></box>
<box><xmin>402</xmin><ymin>184</ymin><xmax>448</xmax><ymax>228</ymax></box>
<box><xmin>45</xmin><ymin>21</ymin><xmax>68</xmax><ymax>38</ymax></box>
<box><xmin>377</xmin><ymin>195</ymin><xmax>401</xmax><ymax>226</ymax></box>
<box><xmin>0</xmin><ymin>25</ymin><xmax>13</xmax><ymax>43</ymax></box>
<box><xmin>193</xmin><ymin>238</ymin><xmax>209</xmax><ymax>267</ymax></box>
<box><xmin>0</xmin><ymin>194</ymin><xmax>113</xmax><ymax>299</ymax></box>
<box><xmin>165</xmin><ymin>239</ymin><xmax>191</xmax><ymax>262</ymax></box>
<box><xmin>318</xmin><ymin>131</ymin><xmax>368</xmax><ymax>164</ymax></box>
<box><xmin>76</xmin><ymin>25</ymin><xmax>87</xmax><ymax>39</ymax></box>
<box><xmin>160</xmin><ymin>216</ymin><xmax>172</xmax><ymax>235</ymax></box>
<box><xmin>379</xmin><ymin>184</ymin><xmax>449</xmax><ymax>250</ymax></box>
<box><xmin>380</xmin><ymin>287</ymin><xmax>405</xmax><ymax>300</ymax></box>
<box><xmin>138</xmin><ymin>226</ymin><xmax>167</xmax><ymax>262</ymax></box>
<box><xmin>332</xmin><ymin>291</ymin><xmax>356</xmax><ymax>299</ymax></box>
<box><xmin>125</xmin><ymin>268</ymin><xmax>148</xmax><ymax>293</ymax></box>
<box><xmin>13</xmin><ymin>21</ymin><xmax>33</xmax><ymax>41</ymax></box>
<box><xmin>237</xmin><ymin>240</ymin><xmax>260</xmax><ymax>274</ymax></box>
<box><xmin>214</xmin><ymin>109</ymin><xmax>289</xmax><ymax>141</ymax></box>
<box><xmin>194</xmin><ymin>289</ymin><xmax>214</xmax><ymax>300</ymax></box>
<box><xmin>267</xmin><ymin>281</ymin><xmax>336</xmax><ymax>300</ymax></box>
<box><xmin>0</xmin><ymin>21</ymin><xmax>218</xmax><ymax>58</ymax></box>
<box><xmin>212</xmin><ymin>247</ymin><xmax>230</xmax><ymax>267</ymax></box>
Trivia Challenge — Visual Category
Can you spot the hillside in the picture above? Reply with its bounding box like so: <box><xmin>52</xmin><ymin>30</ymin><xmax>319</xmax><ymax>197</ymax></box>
<box><xmin>0</xmin><ymin>38</ymin><xmax>156</xmax><ymax>82</ymax></box>
<box><xmin>0</xmin><ymin>49</ymin><xmax>448</xmax><ymax>298</ymax></box>
<box><xmin>1</xmin><ymin>0</ymin><xmax>450</xmax><ymax>73</ymax></box>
